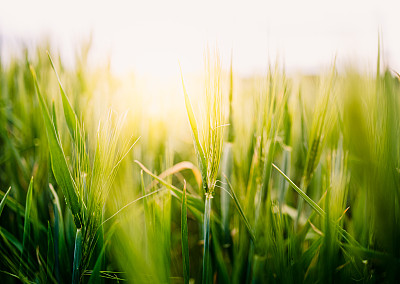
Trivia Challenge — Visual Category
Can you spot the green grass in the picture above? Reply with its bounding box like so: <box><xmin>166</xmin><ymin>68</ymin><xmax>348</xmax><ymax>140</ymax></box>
<box><xmin>0</xmin><ymin>43</ymin><xmax>399</xmax><ymax>283</ymax></box>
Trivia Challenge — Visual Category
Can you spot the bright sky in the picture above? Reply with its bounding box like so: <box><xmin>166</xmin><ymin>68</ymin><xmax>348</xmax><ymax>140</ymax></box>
<box><xmin>1</xmin><ymin>0</ymin><xmax>399</xmax><ymax>76</ymax></box>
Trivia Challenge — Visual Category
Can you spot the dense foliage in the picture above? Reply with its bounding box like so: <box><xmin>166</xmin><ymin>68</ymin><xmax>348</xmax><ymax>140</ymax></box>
<box><xmin>0</xmin><ymin>46</ymin><xmax>399</xmax><ymax>283</ymax></box>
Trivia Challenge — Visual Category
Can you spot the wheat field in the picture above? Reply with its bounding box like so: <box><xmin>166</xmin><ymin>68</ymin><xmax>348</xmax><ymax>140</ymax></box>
<box><xmin>0</xmin><ymin>44</ymin><xmax>399</xmax><ymax>283</ymax></box>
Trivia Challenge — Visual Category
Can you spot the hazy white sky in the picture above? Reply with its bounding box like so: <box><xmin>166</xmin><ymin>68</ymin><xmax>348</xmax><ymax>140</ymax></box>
<box><xmin>0</xmin><ymin>0</ymin><xmax>399</xmax><ymax>76</ymax></box>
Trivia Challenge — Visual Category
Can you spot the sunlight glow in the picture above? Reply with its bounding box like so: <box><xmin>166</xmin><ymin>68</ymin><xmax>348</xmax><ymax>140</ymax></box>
<box><xmin>1</xmin><ymin>0</ymin><xmax>399</xmax><ymax>76</ymax></box>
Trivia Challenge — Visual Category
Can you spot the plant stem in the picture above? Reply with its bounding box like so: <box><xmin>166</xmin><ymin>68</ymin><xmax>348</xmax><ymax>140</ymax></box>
<box><xmin>202</xmin><ymin>195</ymin><xmax>212</xmax><ymax>284</ymax></box>
<box><xmin>72</xmin><ymin>228</ymin><xmax>82</xmax><ymax>284</ymax></box>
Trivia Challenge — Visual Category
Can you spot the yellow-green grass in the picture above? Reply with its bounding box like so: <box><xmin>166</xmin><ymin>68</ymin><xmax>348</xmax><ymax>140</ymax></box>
<box><xmin>0</xmin><ymin>43</ymin><xmax>399</xmax><ymax>284</ymax></box>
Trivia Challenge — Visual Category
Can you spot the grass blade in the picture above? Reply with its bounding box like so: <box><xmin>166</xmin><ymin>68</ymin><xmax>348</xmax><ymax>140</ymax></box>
<box><xmin>145</xmin><ymin>161</ymin><xmax>202</xmax><ymax>193</ymax></box>
<box><xmin>88</xmin><ymin>242</ymin><xmax>107</xmax><ymax>284</ymax></box>
<box><xmin>141</xmin><ymin>170</ymin><xmax>150</xmax><ymax>258</ymax></box>
<box><xmin>202</xmin><ymin>196</ymin><xmax>212</xmax><ymax>284</ymax></box>
<box><xmin>0</xmin><ymin>188</ymin><xmax>24</xmax><ymax>217</ymax></box>
<box><xmin>135</xmin><ymin>160</ymin><xmax>204</xmax><ymax>218</ymax></box>
<box><xmin>0</xmin><ymin>187</ymin><xmax>11</xmax><ymax>218</ymax></box>
<box><xmin>49</xmin><ymin>183</ymin><xmax>69</xmax><ymax>280</ymax></box>
<box><xmin>30</xmin><ymin>66</ymin><xmax>82</xmax><ymax>229</ymax></box>
<box><xmin>0</xmin><ymin>227</ymin><xmax>23</xmax><ymax>253</ymax></box>
<box><xmin>272</xmin><ymin>163</ymin><xmax>367</xmax><ymax>249</ymax></box>
<box><xmin>272</xmin><ymin>163</ymin><xmax>324</xmax><ymax>216</ymax></box>
<box><xmin>224</xmin><ymin>175</ymin><xmax>256</xmax><ymax>243</ymax></box>
<box><xmin>20</xmin><ymin>177</ymin><xmax>33</xmax><ymax>272</ymax></box>
<box><xmin>221</xmin><ymin>143</ymin><xmax>233</xmax><ymax>244</ymax></box>
<box><xmin>51</xmin><ymin>100</ymin><xmax>58</xmax><ymax>135</ymax></box>
<box><xmin>181</xmin><ymin>181</ymin><xmax>190</xmax><ymax>284</ymax></box>
<box><xmin>47</xmin><ymin>52</ymin><xmax>85</xmax><ymax>146</ymax></box>
<box><xmin>46</xmin><ymin>222</ymin><xmax>55</xmax><ymax>281</ymax></box>
<box><xmin>221</xmin><ymin>55</ymin><xmax>234</xmax><ymax>244</ymax></box>
<box><xmin>72</xmin><ymin>228</ymin><xmax>83</xmax><ymax>284</ymax></box>
<box><xmin>210</xmin><ymin>220</ymin><xmax>230</xmax><ymax>283</ymax></box>
<box><xmin>180</xmin><ymin>71</ymin><xmax>208</xmax><ymax>194</ymax></box>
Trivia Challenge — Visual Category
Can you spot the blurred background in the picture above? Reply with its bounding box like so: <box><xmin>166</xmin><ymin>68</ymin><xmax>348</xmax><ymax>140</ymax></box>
<box><xmin>1</xmin><ymin>0</ymin><xmax>400</xmax><ymax>76</ymax></box>
<box><xmin>2</xmin><ymin>0</ymin><xmax>399</xmax><ymax>124</ymax></box>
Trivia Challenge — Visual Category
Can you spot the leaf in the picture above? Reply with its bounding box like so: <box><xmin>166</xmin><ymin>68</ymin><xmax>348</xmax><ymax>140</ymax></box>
<box><xmin>0</xmin><ymin>187</ymin><xmax>11</xmax><ymax>218</ymax></box>
<box><xmin>0</xmin><ymin>227</ymin><xmax>22</xmax><ymax>253</ymax></box>
<box><xmin>210</xmin><ymin>220</ymin><xmax>230</xmax><ymax>283</ymax></box>
<box><xmin>20</xmin><ymin>177</ymin><xmax>33</xmax><ymax>271</ymax></box>
<box><xmin>298</xmin><ymin>237</ymin><xmax>323</xmax><ymax>269</ymax></box>
<box><xmin>135</xmin><ymin>160</ymin><xmax>204</xmax><ymax>219</ymax></box>
<box><xmin>51</xmin><ymin>100</ymin><xmax>58</xmax><ymax>135</ymax></box>
<box><xmin>227</xmin><ymin>51</ymin><xmax>234</xmax><ymax>143</ymax></box>
<box><xmin>202</xmin><ymin>196</ymin><xmax>212</xmax><ymax>284</ymax></box>
<box><xmin>72</xmin><ymin>228</ymin><xmax>83</xmax><ymax>284</ymax></box>
<box><xmin>181</xmin><ymin>181</ymin><xmax>190</xmax><ymax>284</ymax></box>
<box><xmin>220</xmin><ymin>143</ymin><xmax>233</xmax><ymax>243</ymax></box>
<box><xmin>180</xmin><ymin>71</ymin><xmax>208</xmax><ymax>193</ymax></box>
<box><xmin>49</xmin><ymin>183</ymin><xmax>69</xmax><ymax>280</ymax></box>
<box><xmin>223</xmin><ymin>175</ymin><xmax>256</xmax><ymax>243</ymax></box>
<box><xmin>141</xmin><ymin>170</ymin><xmax>150</xmax><ymax>255</ymax></box>
<box><xmin>272</xmin><ymin>163</ymin><xmax>364</xmax><ymax>249</ymax></box>
<box><xmin>88</xmin><ymin>242</ymin><xmax>107</xmax><ymax>284</ymax></box>
<box><xmin>46</xmin><ymin>222</ymin><xmax>55</xmax><ymax>280</ymax></box>
<box><xmin>47</xmin><ymin>52</ymin><xmax>85</xmax><ymax>146</ymax></box>
<box><xmin>145</xmin><ymin>161</ymin><xmax>202</xmax><ymax>194</ymax></box>
<box><xmin>272</xmin><ymin>163</ymin><xmax>324</xmax><ymax>216</ymax></box>
<box><xmin>0</xmin><ymin>188</ymin><xmax>24</xmax><ymax>217</ymax></box>
<box><xmin>30</xmin><ymin>66</ymin><xmax>82</xmax><ymax>229</ymax></box>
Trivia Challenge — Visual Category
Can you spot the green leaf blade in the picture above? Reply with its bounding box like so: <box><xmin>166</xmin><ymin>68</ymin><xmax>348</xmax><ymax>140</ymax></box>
<box><xmin>0</xmin><ymin>187</ymin><xmax>12</xmax><ymax>218</ymax></box>
<box><xmin>30</xmin><ymin>66</ymin><xmax>82</xmax><ymax>229</ymax></box>
<box><xmin>180</xmin><ymin>73</ymin><xmax>208</xmax><ymax>194</ymax></box>
<box><xmin>72</xmin><ymin>228</ymin><xmax>83</xmax><ymax>284</ymax></box>
<box><xmin>47</xmin><ymin>53</ymin><xmax>87</xmax><ymax>152</ymax></box>
<box><xmin>88</xmin><ymin>243</ymin><xmax>107</xmax><ymax>284</ymax></box>
<box><xmin>20</xmin><ymin>177</ymin><xmax>33</xmax><ymax>272</ymax></box>
<box><xmin>202</xmin><ymin>196</ymin><xmax>212</xmax><ymax>284</ymax></box>
<box><xmin>135</xmin><ymin>160</ymin><xmax>204</xmax><ymax>218</ymax></box>
<box><xmin>181</xmin><ymin>181</ymin><xmax>190</xmax><ymax>284</ymax></box>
